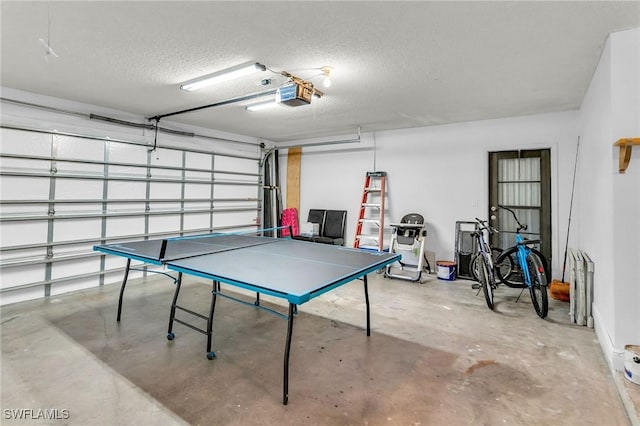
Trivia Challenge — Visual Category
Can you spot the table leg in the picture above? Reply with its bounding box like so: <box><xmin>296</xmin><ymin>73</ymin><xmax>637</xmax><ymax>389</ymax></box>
<box><xmin>363</xmin><ymin>275</ymin><xmax>370</xmax><ymax>336</ymax></box>
<box><xmin>206</xmin><ymin>281</ymin><xmax>219</xmax><ymax>360</ymax></box>
<box><xmin>116</xmin><ymin>258</ymin><xmax>131</xmax><ymax>322</ymax></box>
<box><xmin>167</xmin><ymin>272</ymin><xmax>182</xmax><ymax>340</ymax></box>
<box><xmin>283</xmin><ymin>302</ymin><xmax>296</xmax><ymax>405</ymax></box>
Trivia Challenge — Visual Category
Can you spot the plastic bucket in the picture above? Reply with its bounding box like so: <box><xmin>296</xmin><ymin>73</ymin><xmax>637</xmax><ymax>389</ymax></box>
<box><xmin>624</xmin><ymin>344</ymin><xmax>640</xmax><ymax>385</ymax></box>
<box><xmin>436</xmin><ymin>261</ymin><xmax>456</xmax><ymax>281</ymax></box>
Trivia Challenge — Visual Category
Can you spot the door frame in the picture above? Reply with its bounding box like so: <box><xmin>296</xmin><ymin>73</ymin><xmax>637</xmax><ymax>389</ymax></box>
<box><xmin>488</xmin><ymin>149</ymin><xmax>552</xmax><ymax>275</ymax></box>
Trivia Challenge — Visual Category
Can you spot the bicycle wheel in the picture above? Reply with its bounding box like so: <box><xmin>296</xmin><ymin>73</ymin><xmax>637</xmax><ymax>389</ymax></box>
<box><xmin>470</xmin><ymin>253</ymin><xmax>481</xmax><ymax>281</ymax></box>
<box><xmin>495</xmin><ymin>247</ymin><xmax>525</xmax><ymax>288</ymax></box>
<box><xmin>471</xmin><ymin>253</ymin><xmax>489</xmax><ymax>281</ymax></box>
<box><xmin>527</xmin><ymin>253</ymin><xmax>548</xmax><ymax>318</ymax></box>
<box><xmin>478</xmin><ymin>255</ymin><xmax>494</xmax><ymax>310</ymax></box>
<box><xmin>492</xmin><ymin>248</ymin><xmax>513</xmax><ymax>285</ymax></box>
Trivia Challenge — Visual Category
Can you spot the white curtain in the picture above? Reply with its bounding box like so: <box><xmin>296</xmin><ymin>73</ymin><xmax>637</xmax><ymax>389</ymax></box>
<box><xmin>496</xmin><ymin>157</ymin><xmax>541</xmax><ymax>248</ymax></box>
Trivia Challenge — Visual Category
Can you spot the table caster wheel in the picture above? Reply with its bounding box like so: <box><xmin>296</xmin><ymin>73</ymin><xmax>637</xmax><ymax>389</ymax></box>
<box><xmin>167</xmin><ymin>333</ymin><xmax>175</xmax><ymax>340</ymax></box>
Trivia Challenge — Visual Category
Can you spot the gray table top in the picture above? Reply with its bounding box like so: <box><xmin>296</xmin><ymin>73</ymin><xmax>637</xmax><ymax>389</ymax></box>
<box><xmin>168</xmin><ymin>239</ymin><xmax>399</xmax><ymax>305</ymax></box>
<box><xmin>95</xmin><ymin>235</ymin><xmax>400</xmax><ymax>305</ymax></box>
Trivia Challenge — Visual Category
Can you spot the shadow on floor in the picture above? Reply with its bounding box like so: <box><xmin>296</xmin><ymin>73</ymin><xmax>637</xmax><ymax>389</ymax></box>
<box><xmin>46</xmin><ymin>282</ymin><xmax>543</xmax><ymax>425</ymax></box>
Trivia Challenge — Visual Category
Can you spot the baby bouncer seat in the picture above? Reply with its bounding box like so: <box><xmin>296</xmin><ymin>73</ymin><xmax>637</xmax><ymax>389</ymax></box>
<box><xmin>384</xmin><ymin>213</ymin><xmax>431</xmax><ymax>283</ymax></box>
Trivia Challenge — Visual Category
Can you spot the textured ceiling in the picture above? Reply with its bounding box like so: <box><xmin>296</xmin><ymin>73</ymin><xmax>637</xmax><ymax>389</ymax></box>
<box><xmin>1</xmin><ymin>1</ymin><xmax>639</xmax><ymax>143</ymax></box>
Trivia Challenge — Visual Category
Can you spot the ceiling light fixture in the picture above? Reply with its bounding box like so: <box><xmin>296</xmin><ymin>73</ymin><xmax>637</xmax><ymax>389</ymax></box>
<box><xmin>321</xmin><ymin>66</ymin><xmax>333</xmax><ymax>88</ymax></box>
<box><xmin>246</xmin><ymin>100</ymin><xmax>278</xmax><ymax>111</ymax></box>
<box><xmin>180</xmin><ymin>62</ymin><xmax>267</xmax><ymax>92</ymax></box>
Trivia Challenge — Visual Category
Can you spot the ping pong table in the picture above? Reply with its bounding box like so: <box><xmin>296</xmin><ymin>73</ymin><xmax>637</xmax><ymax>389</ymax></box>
<box><xmin>94</xmin><ymin>229</ymin><xmax>400</xmax><ymax>404</ymax></box>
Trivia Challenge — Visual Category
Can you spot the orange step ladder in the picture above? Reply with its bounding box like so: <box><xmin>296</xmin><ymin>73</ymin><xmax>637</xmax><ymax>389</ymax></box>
<box><xmin>354</xmin><ymin>171</ymin><xmax>387</xmax><ymax>251</ymax></box>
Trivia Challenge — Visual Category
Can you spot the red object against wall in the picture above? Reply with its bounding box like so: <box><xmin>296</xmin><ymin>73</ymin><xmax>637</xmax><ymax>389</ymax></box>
<box><xmin>281</xmin><ymin>208</ymin><xmax>299</xmax><ymax>236</ymax></box>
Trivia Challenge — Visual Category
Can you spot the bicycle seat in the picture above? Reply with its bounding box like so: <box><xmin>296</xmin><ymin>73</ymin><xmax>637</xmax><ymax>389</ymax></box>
<box><xmin>517</xmin><ymin>239</ymin><xmax>541</xmax><ymax>246</ymax></box>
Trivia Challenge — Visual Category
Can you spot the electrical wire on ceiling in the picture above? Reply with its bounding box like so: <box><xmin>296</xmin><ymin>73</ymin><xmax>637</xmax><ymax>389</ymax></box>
<box><xmin>38</xmin><ymin>0</ymin><xmax>58</xmax><ymax>60</ymax></box>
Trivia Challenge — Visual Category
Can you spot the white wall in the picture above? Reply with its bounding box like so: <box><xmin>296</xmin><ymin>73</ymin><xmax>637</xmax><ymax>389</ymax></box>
<box><xmin>282</xmin><ymin>111</ymin><xmax>579</xmax><ymax>275</ymax></box>
<box><xmin>579</xmin><ymin>28</ymin><xmax>640</xmax><ymax>371</ymax></box>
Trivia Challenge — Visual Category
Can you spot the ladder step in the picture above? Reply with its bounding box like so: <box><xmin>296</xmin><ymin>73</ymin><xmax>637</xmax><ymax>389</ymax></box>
<box><xmin>355</xmin><ymin>235</ymin><xmax>379</xmax><ymax>241</ymax></box>
<box><xmin>366</xmin><ymin>171</ymin><xmax>387</xmax><ymax>177</ymax></box>
<box><xmin>358</xmin><ymin>219</ymin><xmax>380</xmax><ymax>224</ymax></box>
<box><xmin>361</xmin><ymin>203</ymin><xmax>381</xmax><ymax>207</ymax></box>
<box><xmin>365</xmin><ymin>188</ymin><xmax>381</xmax><ymax>192</ymax></box>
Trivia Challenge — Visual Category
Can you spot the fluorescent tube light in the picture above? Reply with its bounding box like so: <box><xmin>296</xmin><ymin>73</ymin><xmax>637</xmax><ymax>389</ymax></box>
<box><xmin>180</xmin><ymin>62</ymin><xmax>266</xmax><ymax>92</ymax></box>
<box><xmin>246</xmin><ymin>100</ymin><xmax>278</xmax><ymax>111</ymax></box>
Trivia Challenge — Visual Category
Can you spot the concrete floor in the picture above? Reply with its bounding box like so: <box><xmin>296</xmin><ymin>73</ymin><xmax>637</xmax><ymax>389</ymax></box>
<box><xmin>1</xmin><ymin>271</ymin><xmax>638</xmax><ymax>425</ymax></box>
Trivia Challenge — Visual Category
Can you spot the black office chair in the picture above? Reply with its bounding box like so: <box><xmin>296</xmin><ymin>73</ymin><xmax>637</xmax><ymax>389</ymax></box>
<box><xmin>313</xmin><ymin>210</ymin><xmax>347</xmax><ymax>245</ymax></box>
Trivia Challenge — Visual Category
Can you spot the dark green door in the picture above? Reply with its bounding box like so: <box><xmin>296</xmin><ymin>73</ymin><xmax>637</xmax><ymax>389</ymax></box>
<box><xmin>488</xmin><ymin>149</ymin><xmax>552</xmax><ymax>275</ymax></box>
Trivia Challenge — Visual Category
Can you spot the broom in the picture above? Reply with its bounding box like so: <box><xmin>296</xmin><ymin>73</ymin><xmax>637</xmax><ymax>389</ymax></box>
<box><xmin>550</xmin><ymin>137</ymin><xmax>579</xmax><ymax>302</ymax></box>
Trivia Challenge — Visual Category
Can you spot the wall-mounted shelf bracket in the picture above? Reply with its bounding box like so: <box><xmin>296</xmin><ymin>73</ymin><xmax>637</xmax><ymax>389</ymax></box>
<box><xmin>614</xmin><ymin>138</ymin><xmax>640</xmax><ymax>173</ymax></box>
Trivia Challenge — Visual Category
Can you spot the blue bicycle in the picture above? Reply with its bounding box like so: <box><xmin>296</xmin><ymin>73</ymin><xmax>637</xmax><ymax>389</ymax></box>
<box><xmin>494</xmin><ymin>205</ymin><xmax>549</xmax><ymax>318</ymax></box>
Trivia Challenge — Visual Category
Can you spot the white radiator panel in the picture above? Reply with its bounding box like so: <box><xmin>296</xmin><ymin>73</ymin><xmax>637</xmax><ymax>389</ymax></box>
<box><xmin>569</xmin><ymin>248</ymin><xmax>595</xmax><ymax>328</ymax></box>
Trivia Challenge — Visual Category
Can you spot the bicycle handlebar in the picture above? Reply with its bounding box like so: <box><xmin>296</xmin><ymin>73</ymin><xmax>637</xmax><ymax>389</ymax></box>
<box><xmin>497</xmin><ymin>205</ymin><xmax>527</xmax><ymax>232</ymax></box>
<box><xmin>474</xmin><ymin>217</ymin><xmax>499</xmax><ymax>234</ymax></box>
